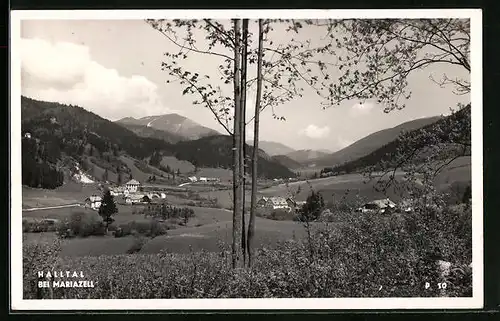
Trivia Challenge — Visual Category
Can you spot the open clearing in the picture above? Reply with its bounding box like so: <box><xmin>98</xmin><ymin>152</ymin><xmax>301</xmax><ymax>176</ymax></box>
<box><xmin>260</xmin><ymin>158</ymin><xmax>471</xmax><ymax>203</ymax></box>
<box><xmin>160</xmin><ymin>156</ymin><xmax>195</xmax><ymax>173</ymax></box>
<box><xmin>22</xmin><ymin>182</ymin><xmax>100</xmax><ymax>208</ymax></box>
<box><xmin>258</xmin><ymin>172</ymin><xmax>408</xmax><ymax>202</ymax></box>
<box><xmin>141</xmin><ymin>216</ymin><xmax>310</xmax><ymax>254</ymax></box>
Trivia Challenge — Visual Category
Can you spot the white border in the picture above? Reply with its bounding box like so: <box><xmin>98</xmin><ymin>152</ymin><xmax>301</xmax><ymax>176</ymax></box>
<box><xmin>10</xmin><ymin>9</ymin><xmax>483</xmax><ymax>311</ymax></box>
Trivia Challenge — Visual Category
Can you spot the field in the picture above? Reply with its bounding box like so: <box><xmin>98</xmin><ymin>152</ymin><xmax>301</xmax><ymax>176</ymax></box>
<box><xmin>22</xmin><ymin>204</ymin><xmax>307</xmax><ymax>257</ymax></box>
<box><xmin>22</xmin><ymin>182</ymin><xmax>100</xmax><ymax>208</ymax></box>
<box><xmin>23</xmin><ymin>202</ymin><xmax>473</xmax><ymax>299</ymax></box>
<box><xmin>258</xmin><ymin>172</ymin><xmax>408</xmax><ymax>203</ymax></box>
<box><xmin>196</xmin><ymin>167</ymin><xmax>233</xmax><ymax>180</ymax></box>
<box><xmin>261</xmin><ymin>157</ymin><xmax>472</xmax><ymax>204</ymax></box>
<box><xmin>22</xmin><ymin>159</ymin><xmax>472</xmax><ymax>258</ymax></box>
<box><xmin>160</xmin><ymin>156</ymin><xmax>195</xmax><ymax>173</ymax></box>
<box><xmin>141</xmin><ymin>215</ymin><xmax>308</xmax><ymax>254</ymax></box>
<box><xmin>21</xmin><ymin>162</ymin><xmax>472</xmax><ymax>299</ymax></box>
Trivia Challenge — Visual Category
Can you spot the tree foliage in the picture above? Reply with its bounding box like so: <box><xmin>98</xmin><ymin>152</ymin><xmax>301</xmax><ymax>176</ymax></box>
<box><xmin>299</xmin><ymin>190</ymin><xmax>325</xmax><ymax>222</ymax></box>
<box><xmin>99</xmin><ymin>190</ymin><xmax>118</xmax><ymax>229</ymax></box>
<box><xmin>149</xmin><ymin>150</ymin><xmax>163</xmax><ymax>167</ymax></box>
<box><xmin>292</xmin><ymin>19</ymin><xmax>470</xmax><ymax>111</ymax></box>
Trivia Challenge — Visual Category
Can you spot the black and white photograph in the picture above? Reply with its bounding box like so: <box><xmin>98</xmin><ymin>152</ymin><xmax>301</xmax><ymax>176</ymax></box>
<box><xmin>10</xmin><ymin>9</ymin><xmax>483</xmax><ymax>310</ymax></box>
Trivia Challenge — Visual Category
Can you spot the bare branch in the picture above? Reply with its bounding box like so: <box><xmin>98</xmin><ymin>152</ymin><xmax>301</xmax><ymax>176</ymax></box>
<box><xmin>147</xmin><ymin>19</ymin><xmax>234</xmax><ymax>61</ymax></box>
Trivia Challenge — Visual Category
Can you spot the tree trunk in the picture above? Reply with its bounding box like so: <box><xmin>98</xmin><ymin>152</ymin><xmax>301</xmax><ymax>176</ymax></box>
<box><xmin>231</xmin><ymin>19</ymin><xmax>244</xmax><ymax>269</ymax></box>
<box><xmin>240</xmin><ymin>19</ymin><xmax>249</xmax><ymax>266</ymax></box>
<box><xmin>247</xmin><ymin>19</ymin><xmax>264</xmax><ymax>268</ymax></box>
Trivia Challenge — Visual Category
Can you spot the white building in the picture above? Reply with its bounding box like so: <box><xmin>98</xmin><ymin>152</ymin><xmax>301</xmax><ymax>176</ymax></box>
<box><xmin>188</xmin><ymin>176</ymin><xmax>198</xmax><ymax>182</ymax></box>
<box><xmin>24</xmin><ymin>132</ymin><xmax>31</xmax><ymax>139</ymax></box>
<box><xmin>125</xmin><ymin>194</ymin><xmax>145</xmax><ymax>205</ymax></box>
<box><xmin>257</xmin><ymin>196</ymin><xmax>291</xmax><ymax>211</ymax></box>
<box><xmin>110</xmin><ymin>186</ymin><xmax>126</xmax><ymax>196</ymax></box>
<box><xmin>84</xmin><ymin>195</ymin><xmax>102</xmax><ymax>211</ymax></box>
<box><xmin>125</xmin><ymin>179</ymin><xmax>140</xmax><ymax>193</ymax></box>
<box><xmin>199</xmin><ymin>177</ymin><xmax>207</xmax><ymax>182</ymax></box>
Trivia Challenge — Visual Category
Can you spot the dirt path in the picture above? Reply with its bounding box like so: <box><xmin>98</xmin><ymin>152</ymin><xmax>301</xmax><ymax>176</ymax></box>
<box><xmin>22</xmin><ymin>203</ymin><xmax>82</xmax><ymax>212</ymax></box>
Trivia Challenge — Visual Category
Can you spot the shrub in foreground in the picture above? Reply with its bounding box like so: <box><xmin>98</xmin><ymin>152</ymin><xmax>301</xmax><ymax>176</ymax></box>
<box><xmin>23</xmin><ymin>203</ymin><xmax>471</xmax><ymax>299</ymax></box>
<box><xmin>23</xmin><ymin>219</ymin><xmax>59</xmax><ymax>233</ymax></box>
<box><xmin>56</xmin><ymin>211</ymin><xmax>106</xmax><ymax>238</ymax></box>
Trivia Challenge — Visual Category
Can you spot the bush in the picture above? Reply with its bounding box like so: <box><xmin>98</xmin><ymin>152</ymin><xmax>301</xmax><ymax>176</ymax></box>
<box><xmin>23</xmin><ymin>219</ymin><xmax>59</xmax><ymax>233</ymax></box>
<box><xmin>298</xmin><ymin>191</ymin><xmax>325</xmax><ymax>222</ymax></box>
<box><xmin>115</xmin><ymin>220</ymin><xmax>168</xmax><ymax>238</ymax></box>
<box><xmin>56</xmin><ymin>211</ymin><xmax>106</xmax><ymax>238</ymax></box>
<box><xmin>145</xmin><ymin>204</ymin><xmax>195</xmax><ymax>224</ymax></box>
<box><xmin>268</xmin><ymin>209</ymin><xmax>296</xmax><ymax>221</ymax></box>
<box><xmin>126</xmin><ymin>236</ymin><xmax>148</xmax><ymax>254</ymax></box>
<box><xmin>23</xmin><ymin>236</ymin><xmax>62</xmax><ymax>299</ymax></box>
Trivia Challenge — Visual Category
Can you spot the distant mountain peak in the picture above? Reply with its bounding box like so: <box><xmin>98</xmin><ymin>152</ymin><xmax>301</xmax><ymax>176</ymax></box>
<box><xmin>252</xmin><ymin>140</ymin><xmax>296</xmax><ymax>156</ymax></box>
<box><xmin>116</xmin><ymin>113</ymin><xmax>220</xmax><ymax>141</ymax></box>
<box><xmin>285</xmin><ymin>149</ymin><xmax>330</xmax><ymax>164</ymax></box>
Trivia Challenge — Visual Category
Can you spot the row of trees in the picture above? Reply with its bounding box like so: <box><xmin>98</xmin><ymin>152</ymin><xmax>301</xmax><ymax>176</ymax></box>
<box><xmin>147</xmin><ymin>18</ymin><xmax>471</xmax><ymax>268</ymax></box>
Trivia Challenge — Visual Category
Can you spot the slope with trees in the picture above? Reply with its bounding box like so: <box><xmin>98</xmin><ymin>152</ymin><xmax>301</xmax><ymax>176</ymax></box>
<box><xmin>21</xmin><ymin>96</ymin><xmax>293</xmax><ymax>188</ymax></box>
<box><xmin>320</xmin><ymin>107</ymin><xmax>470</xmax><ymax>176</ymax></box>
<box><xmin>311</xmin><ymin>116</ymin><xmax>443</xmax><ymax>168</ymax></box>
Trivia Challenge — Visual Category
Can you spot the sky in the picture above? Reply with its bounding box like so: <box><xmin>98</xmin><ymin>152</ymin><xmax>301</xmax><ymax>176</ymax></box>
<box><xmin>20</xmin><ymin>19</ymin><xmax>470</xmax><ymax>152</ymax></box>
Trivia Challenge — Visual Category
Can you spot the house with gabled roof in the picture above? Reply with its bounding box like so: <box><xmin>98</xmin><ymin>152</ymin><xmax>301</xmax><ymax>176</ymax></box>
<box><xmin>124</xmin><ymin>179</ymin><xmax>140</xmax><ymax>193</ymax></box>
<box><xmin>84</xmin><ymin>195</ymin><xmax>102</xmax><ymax>211</ymax></box>
<box><xmin>258</xmin><ymin>196</ymin><xmax>291</xmax><ymax>211</ymax></box>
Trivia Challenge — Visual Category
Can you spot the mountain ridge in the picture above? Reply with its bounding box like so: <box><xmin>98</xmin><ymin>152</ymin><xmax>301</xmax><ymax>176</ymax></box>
<box><xmin>248</xmin><ymin>140</ymin><xmax>296</xmax><ymax>156</ymax></box>
<box><xmin>116</xmin><ymin>113</ymin><xmax>220</xmax><ymax>140</ymax></box>
<box><xmin>285</xmin><ymin>149</ymin><xmax>330</xmax><ymax>164</ymax></box>
<box><xmin>309</xmin><ymin>116</ymin><xmax>443</xmax><ymax>168</ymax></box>
<box><xmin>21</xmin><ymin>96</ymin><xmax>293</xmax><ymax>187</ymax></box>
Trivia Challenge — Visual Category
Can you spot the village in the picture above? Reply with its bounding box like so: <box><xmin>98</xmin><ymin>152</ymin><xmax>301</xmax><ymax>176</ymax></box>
<box><xmin>84</xmin><ymin>178</ymin><xmax>305</xmax><ymax>212</ymax></box>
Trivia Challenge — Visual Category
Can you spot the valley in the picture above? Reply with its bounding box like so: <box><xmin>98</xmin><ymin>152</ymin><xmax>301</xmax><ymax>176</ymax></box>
<box><xmin>20</xmin><ymin>96</ymin><xmax>472</xmax><ymax>299</ymax></box>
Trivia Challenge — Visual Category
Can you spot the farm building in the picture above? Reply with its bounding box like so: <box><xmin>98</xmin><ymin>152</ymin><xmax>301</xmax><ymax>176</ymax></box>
<box><xmin>24</xmin><ymin>132</ymin><xmax>31</xmax><ymax>139</ymax></box>
<box><xmin>125</xmin><ymin>194</ymin><xmax>146</xmax><ymax>205</ymax></box>
<box><xmin>188</xmin><ymin>176</ymin><xmax>198</xmax><ymax>182</ymax></box>
<box><xmin>125</xmin><ymin>179</ymin><xmax>141</xmax><ymax>193</ymax></box>
<box><xmin>84</xmin><ymin>195</ymin><xmax>102</xmax><ymax>210</ymax></box>
<box><xmin>357</xmin><ymin>198</ymin><xmax>397</xmax><ymax>214</ymax></box>
<box><xmin>257</xmin><ymin>197</ymin><xmax>291</xmax><ymax>211</ymax></box>
<box><xmin>199</xmin><ymin>177</ymin><xmax>207</xmax><ymax>182</ymax></box>
<box><xmin>110</xmin><ymin>186</ymin><xmax>128</xmax><ymax>196</ymax></box>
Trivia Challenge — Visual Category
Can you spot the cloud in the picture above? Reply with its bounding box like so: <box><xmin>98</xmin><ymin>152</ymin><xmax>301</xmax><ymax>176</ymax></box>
<box><xmin>21</xmin><ymin>38</ymin><xmax>169</xmax><ymax>120</ymax></box>
<box><xmin>350</xmin><ymin>101</ymin><xmax>375</xmax><ymax>116</ymax></box>
<box><xmin>299</xmin><ymin>124</ymin><xmax>330</xmax><ymax>139</ymax></box>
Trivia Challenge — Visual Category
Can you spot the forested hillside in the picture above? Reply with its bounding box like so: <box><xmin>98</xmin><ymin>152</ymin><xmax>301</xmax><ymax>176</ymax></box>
<box><xmin>21</xmin><ymin>97</ymin><xmax>294</xmax><ymax>188</ymax></box>
<box><xmin>174</xmin><ymin>135</ymin><xmax>295</xmax><ymax>179</ymax></box>
<box><xmin>311</xmin><ymin>116</ymin><xmax>442</xmax><ymax>168</ymax></box>
<box><xmin>321</xmin><ymin>105</ymin><xmax>471</xmax><ymax>176</ymax></box>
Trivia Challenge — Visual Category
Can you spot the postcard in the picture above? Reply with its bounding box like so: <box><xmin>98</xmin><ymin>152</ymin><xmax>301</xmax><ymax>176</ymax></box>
<box><xmin>10</xmin><ymin>9</ymin><xmax>483</xmax><ymax>310</ymax></box>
